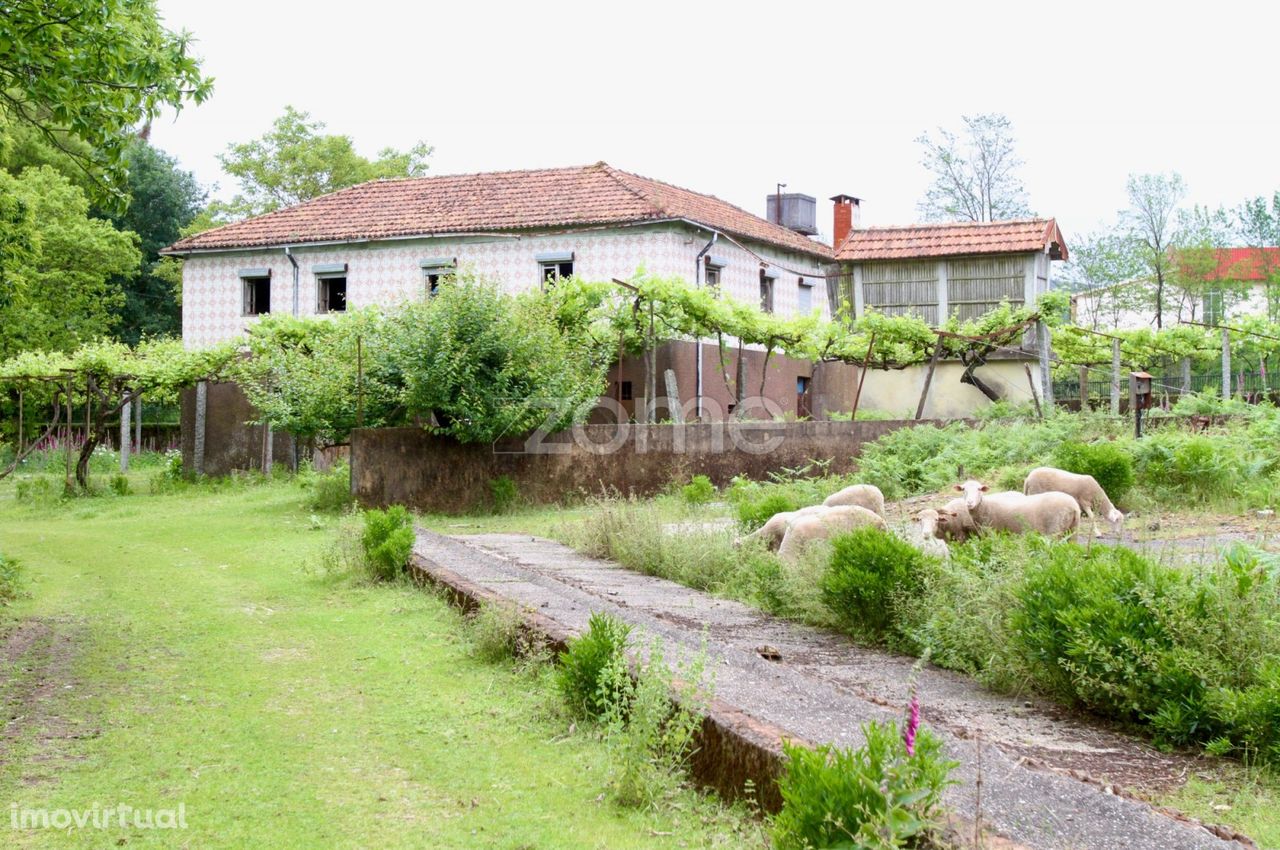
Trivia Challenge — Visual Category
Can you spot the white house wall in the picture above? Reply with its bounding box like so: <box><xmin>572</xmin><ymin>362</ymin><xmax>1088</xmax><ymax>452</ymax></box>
<box><xmin>181</xmin><ymin>223</ymin><xmax>831</xmax><ymax>348</ymax></box>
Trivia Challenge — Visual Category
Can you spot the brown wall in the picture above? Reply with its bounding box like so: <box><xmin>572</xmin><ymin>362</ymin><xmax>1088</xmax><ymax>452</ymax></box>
<box><xmin>603</xmin><ymin>340</ymin><xmax>860</xmax><ymax>422</ymax></box>
<box><xmin>181</xmin><ymin>382</ymin><xmax>295</xmax><ymax>477</ymax></box>
<box><xmin>351</xmin><ymin>419</ymin><xmax>941</xmax><ymax>514</ymax></box>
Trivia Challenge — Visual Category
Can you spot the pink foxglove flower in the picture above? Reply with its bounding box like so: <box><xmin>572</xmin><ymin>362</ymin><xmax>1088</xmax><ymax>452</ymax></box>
<box><xmin>904</xmin><ymin>691</ymin><xmax>920</xmax><ymax>757</ymax></box>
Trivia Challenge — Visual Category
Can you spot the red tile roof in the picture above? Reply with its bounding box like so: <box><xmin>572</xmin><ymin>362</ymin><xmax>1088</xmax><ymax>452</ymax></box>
<box><xmin>834</xmin><ymin>218</ymin><xmax>1068</xmax><ymax>262</ymax></box>
<box><xmin>164</xmin><ymin>162</ymin><xmax>832</xmax><ymax>259</ymax></box>
<box><xmin>1199</xmin><ymin>247</ymin><xmax>1280</xmax><ymax>281</ymax></box>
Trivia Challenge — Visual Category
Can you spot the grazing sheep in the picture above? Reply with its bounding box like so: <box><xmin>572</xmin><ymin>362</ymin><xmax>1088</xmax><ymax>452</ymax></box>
<box><xmin>955</xmin><ymin>480</ymin><xmax>1081</xmax><ymax>538</ymax></box>
<box><xmin>778</xmin><ymin>504</ymin><xmax>888</xmax><ymax>563</ymax></box>
<box><xmin>934</xmin><ymin>498</ymin><xmax>978</xmax><ymax>542</ymax></box>
<box><xmin>735</xmin><ymin>504</ymin><xmax>828</xmax><ymax>550</ymax></box>
<box><xmin>912</xmin><ymin>509</ymin><xmax>952</xmax><ymax>560</ymax></box>
<box><xmin>822</xmin><ymin>484</ymin><xmax>886</xmax><ymax>517</ymax></box>
<box><xmin>1023</xmin><ymin>466</ymin><xmax>1125</xmax><ymax>538</ymax></box>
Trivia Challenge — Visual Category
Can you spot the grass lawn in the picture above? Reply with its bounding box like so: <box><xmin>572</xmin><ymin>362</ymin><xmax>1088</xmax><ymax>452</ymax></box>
<box><xmin>0</xmin><ymin>472</ymin><xmax>763</xmax><ymax>848</ymax></box>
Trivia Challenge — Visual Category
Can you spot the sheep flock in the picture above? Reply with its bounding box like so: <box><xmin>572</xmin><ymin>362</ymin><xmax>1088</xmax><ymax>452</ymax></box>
<box><xmin>739</xmin><ymin>468</ymin><xmax>1126</xmax><ymax>565</ymax></box>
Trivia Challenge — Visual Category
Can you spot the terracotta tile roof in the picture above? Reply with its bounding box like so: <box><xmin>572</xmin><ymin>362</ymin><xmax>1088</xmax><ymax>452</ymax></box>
<box><xmin>1197</xmin><ymin>247</ymin><xmax>1280</xmax><ymax>281</ymax></box>
<box><xmin>835</xmin><ymin>218</ymin><xmax>1068</xmax><ymax>262</ymax></box>
<box><xmin>165</xmin><ymin>162</ymin><xmax>832</xmax><ymax>259</ymax></box>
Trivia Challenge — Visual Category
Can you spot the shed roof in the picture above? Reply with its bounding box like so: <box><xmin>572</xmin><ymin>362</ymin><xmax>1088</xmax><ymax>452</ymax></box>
<box><xmin>835</xmin><ymin>218</ymin><xmax>1068</xmax><ymax>262</ymax></box>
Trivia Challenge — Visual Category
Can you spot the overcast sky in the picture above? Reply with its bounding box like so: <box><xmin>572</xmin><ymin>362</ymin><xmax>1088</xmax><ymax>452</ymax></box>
<box><xmin>150</xmin><ymin>0</ymin><xmax>1280</xmax><ymax>246</ymax></box>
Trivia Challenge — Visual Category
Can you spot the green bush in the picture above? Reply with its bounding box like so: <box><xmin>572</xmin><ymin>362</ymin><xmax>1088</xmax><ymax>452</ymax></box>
<box><xmin>360</xmin><ymin>505</ymin><xmax>415</xmax><ymax>581</ymax></box>
<box><xmin>0</xmin><ymin>551</ymin><xmax>22</xmax><ymax>605</ymax></box>
<box><xmin>469</xmin><ymin>603</ymin><xmax>532</xmax><ymax>664</ymax></box>
<box><xmin>599</xmin><ymin>641</ymin><xmax>707</xmax><ymax>809</ymax></box>
<box><xmin>556</xmin><ymin>612</ymin><xmax>631</xmax><ymax>720</ymax></box>
<box><xmin>820</xmin><ymin>527</ymin><xmax>927</xmax><ymax>642</ymax></box>
<box><xmin>772</xmin><ymin>723</ymin><xmax>955</xmax><ymax>850</ymax></box>
<box><xmin>306</xmin><ymin>461</ymin><xmax>353</xmax><ymax>512</ymax></box>
<box><xmin>14</xmin><ymin>475</ymin><xmax>56</xmax><ymax>503</ymax></box>
<box><xmin>488</xmin><ymin>475</ymin><xmax>518</xmax><ymax>513</ymax></box>
<box><xmin>680</xmin><ymin>474</ymin><xmax>715</xmax><ymax>505</ymax></box>
<box><xmin>109</xmin><ymin>473</ymin><xmax>132</xmax><ymax>496</ymax></box>
<box><xmin>736</xmin><ymin>491</ymin><xmax>799</xmax><ymax>530</ymax></box>
<box><xmin>1052</xmin><ymin>440</ymin><xmax>1135</xmax><ymax>504</ymax></box>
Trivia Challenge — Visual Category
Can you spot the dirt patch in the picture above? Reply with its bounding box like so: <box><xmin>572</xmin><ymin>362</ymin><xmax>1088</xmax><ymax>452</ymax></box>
<box><xmin>1</xmin><ymin>616</ymin><xmax>92</xmax><ymax>784</ymax></box>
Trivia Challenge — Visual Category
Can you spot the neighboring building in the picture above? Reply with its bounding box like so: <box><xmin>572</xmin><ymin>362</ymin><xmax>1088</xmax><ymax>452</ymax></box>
<box><xmin>1071</xmin><ymin>247</ymin><xmax>1280</xmax><ymax>331</ymax></box>
<box><xmin>165</xmin><ymin>162</ymin><xmax>1069</xmax><ymax>426</ymax></box>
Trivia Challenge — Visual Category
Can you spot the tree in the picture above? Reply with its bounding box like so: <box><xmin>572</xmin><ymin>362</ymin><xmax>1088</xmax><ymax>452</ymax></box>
<box><xmin>0</xmin><ymin>0</ymin><xmax>212</xmax><ymax>202</ymax></box>
<box><xmin>96</xmin><ymin>138</ymin><xmax>206</xmax><ymax>342</ymax></box>
<box><xmin>381</xmin><ymin>273</ymin><xmax>608</xmax><ymax>443</ymax></box>
<box><xmin>1170</xmin><ymin>204</ymin><xmax>1236</xmax><ymax>325</ymax></box>
<box><xmin>216</xmin><ymin>107</ymin><xmax>432</xmax><ymax>219</ymax></box>
<box><xmin>0</xmin><ymin>167</ymin><xmax>138</xmax><ymax>361</ymax></box>
<box><xmin>916</xmin><ymin>114</ymin><xmax>1031</xmax><ymax>222</ymax></box>
<box><xmin>1120</xmin><ymin>172</ymin><xmax>1186</xmax><ymax>329</ymax></box>
<box><xmin>1236</xmin><ymin>192</ymin><xmax>1280</xmax><ymax>320</ymax></box>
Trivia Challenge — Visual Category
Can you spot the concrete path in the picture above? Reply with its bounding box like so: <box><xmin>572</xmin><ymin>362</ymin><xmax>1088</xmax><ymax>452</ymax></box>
<box><xmin>412</xmin><ymin>530</ymin><xmax>1252</xmax><ymax>850</ymax></box>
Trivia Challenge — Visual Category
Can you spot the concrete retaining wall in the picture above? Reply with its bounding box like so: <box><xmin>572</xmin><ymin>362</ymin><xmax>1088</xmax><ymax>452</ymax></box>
<box><xmin>351</xmin><ymin>419</ymin><xmax>942</xmax><ymax>513</ymax></box>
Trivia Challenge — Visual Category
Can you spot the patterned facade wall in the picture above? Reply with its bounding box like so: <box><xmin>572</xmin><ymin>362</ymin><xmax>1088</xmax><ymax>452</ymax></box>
<box><xmin>181</xmin><ymin>224</ymin><xmax>831</xmax><ymax>348</ymax></box>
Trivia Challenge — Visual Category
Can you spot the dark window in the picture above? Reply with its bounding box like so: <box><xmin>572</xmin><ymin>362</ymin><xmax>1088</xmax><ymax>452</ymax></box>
<box><xmin>760</xmin><ymin>272</ymin><xmax>775</xmax><ymax>313</ymax></box>
<box><xmin>705</xmin><ymin>264</ymin><xmax>721</xmax><ymax>288</ymax></box>
<box><xmin>620</xmin><ymin>381</ymin><xmax>633</xmax><ymax>401</ymax></box>
<box><xmin>797</xmin><ymin>376</ymin><xmax>811</xmax><ymax>395</ymax></box>
<box><xmin>541</xmin><ymin>260</ymin><xmax>573</xmax><ymax>286</ymax></box>
<box><xmin>243</xmin><ymin>277</ymin><xmax>271</xmax><ymax>316</ymax></box>
<box><xmin>425</xmin><ymin>271</ymin><xmax>451</xmax><ymax>297</ymax></box>
<box><xmin>317</xmin><ymin>276</ymin><xmax>347</xmax><ymax>313</ymax></box>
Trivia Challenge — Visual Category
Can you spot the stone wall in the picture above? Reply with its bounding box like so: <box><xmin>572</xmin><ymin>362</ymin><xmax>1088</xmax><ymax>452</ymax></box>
<box><xmin>351</xmin><ymin>419</ymin><xmax>940</xmax><ymax>514</ymax></box>
<box><xmin>180</xmin><ymin>382</ymin><xmax>295</xmax><ymax>477</ymax></box>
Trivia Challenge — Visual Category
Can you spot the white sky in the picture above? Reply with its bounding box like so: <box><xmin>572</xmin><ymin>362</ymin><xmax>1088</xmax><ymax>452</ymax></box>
<box><xmin>150</xmin><ymin>0</ymin><xmax>1280</xmax><ymax>247</ymax></box>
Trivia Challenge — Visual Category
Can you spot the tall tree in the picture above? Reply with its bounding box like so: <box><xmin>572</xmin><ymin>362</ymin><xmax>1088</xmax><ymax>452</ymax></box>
<box><xmin>916</xmin><ymin>113</ymin><xmax>1031</xmax><ymax>222</ymax></box>
<box><xmin>1056</xmin><ymin>230</ymin><xmax>1147</xmax><ymax>330</ymax></box>
<box><xmin>1236</xmin><ymin>192</ymin><xmax>1280</xmax><ymax>320</ymax></box>
<box><xmin>1120</xmin><ymin>172</ymin><xmax>1185</xmax><ymax>329</ymax></box>
<box><xmin>0</xmin><ymin>0</ymin><xmax>212</xmax><ymax>203</ymax></box>
<box><xmin>216</xmin><ymin>106</ymin><xmax>432</xmax><ymax>219</ymax></box>
<box><xmin>0</xmin><ymin>167</ymin><xmax>138</xmax><ymax>360</ymax></box>
<box><xmin>1170</xmin><ymin>204</ymin><xmax>1235</xmax><ymax>325</ymax></box>
<box><xmin>96</xmin><ymin>138</ymin><xmax>206</xmax><ymax>342</ymax></box>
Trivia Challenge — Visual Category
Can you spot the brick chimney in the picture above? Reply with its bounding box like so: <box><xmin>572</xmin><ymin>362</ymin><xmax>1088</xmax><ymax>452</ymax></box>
<box><xmin>830</xmin><ymin>194</ymin><xmax>861</xmax><ymax>249</ymax></box>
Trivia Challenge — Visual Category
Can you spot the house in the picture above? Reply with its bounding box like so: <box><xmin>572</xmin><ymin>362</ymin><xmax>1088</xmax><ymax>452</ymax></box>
<box><xmin>164</xmin><ymin>162</ymin><xmax>1070</xmax><ymax>452</ymax></box>
<box><xmin>1071</xmin><ymin>247</ymin><xmax>1280</xmax><ymax>331</ymax></box>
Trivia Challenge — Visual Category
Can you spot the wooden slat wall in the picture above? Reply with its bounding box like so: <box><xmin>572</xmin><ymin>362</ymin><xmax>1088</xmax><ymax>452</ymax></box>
<box><xmin>860</xmin><ymin>261</ymin><xmax>939</xmax><ymax>325</ymax></box>
<box><xmin>946</xmin><ymin>257</ymin><xmax>1024</xmax><ymax>322</ymax></box>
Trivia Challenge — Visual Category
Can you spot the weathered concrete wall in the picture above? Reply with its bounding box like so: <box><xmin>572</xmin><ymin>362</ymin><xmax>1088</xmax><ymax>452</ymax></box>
<box><xmin>180</xmin><ymin>382</ymin><xmax>295</xmax><ymax>476</ymax></box>
<box><xmin>858</xmin><ymin>359</ymin><xmax>1043</xmax><ymax>419</ymax></box>
<box><xmin>351</xmin><ymin>419</ymin><xmax>941</xmax><ymax>513</ymax></box>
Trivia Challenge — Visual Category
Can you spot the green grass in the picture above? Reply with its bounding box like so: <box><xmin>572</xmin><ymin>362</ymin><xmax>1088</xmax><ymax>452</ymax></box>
<box><xmin>0</xmin><ymin>475</ymin><xmax>763</xmax><ymax>848</ymax></box>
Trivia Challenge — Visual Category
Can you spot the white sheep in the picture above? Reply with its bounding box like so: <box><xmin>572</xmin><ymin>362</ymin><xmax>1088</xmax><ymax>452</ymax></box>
<box><xmin>912</xmin><ymin>509</ymin><xmax>952</xmax><ymax>560</ymax></box>
<box><xmin>822</xmin><ymin>483</ymin><xmax>886</xmax><ymax>517</ymax></box>
<box><xmin>934</xmin><ymin>498</ymin><xmax>978</xmax><ymax>542</ymax></box>
<box><xmin>955</xmin><ymin>479</ymin><xmax>1081</xmax><ymax>538</ymax></box>
<box><xmin>735</xmin><ymin>504</ymin><xmax>829</xmax><ymax>550</ymax></box>
<box><xmin>777</xmin><ymin>504</ymin><xmax>888</xmax><ymax>564</ymax></box>
<box><xmin>1023</xmin><ymin>466</ymin><xmax>1125</xmax><ymax>538</ymax></box>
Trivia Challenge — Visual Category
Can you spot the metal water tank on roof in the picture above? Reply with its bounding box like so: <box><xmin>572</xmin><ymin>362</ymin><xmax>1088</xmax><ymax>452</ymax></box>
<box><xmin>765</xmin><ymin>193</ymin><xmax>818</xmax><ymax>236</ymax></box>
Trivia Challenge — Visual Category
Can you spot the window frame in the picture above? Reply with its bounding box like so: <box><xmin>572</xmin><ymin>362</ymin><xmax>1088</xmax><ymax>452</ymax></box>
<box><xmin>759</xmin><ymin>270</ymin><xmax>776</xmax><ymax>314</ymax></box>
<box><xmin>704</xmin><ymin>255</ymin><xmax>726</xmax><ymax>290</ymax></box>
<box><xmin>536</xmin><ymin>251</ymin><xmax>574</xmax><ymax>288</ymax></box>
<box><xmin>315</xmin><ymin>274</ymin><xmax>348</xmax><ymax>314</ymax></box>
<box><xmin>419</xmin><ymin>257</ymin><xmax>457</xmax><ymax>298</ymax></box>
<box><xmin>239</xmin><ymin>268</ymin><xmax>272</xmax><ymax>317</ymax></box>
<box><xmin>797</xmin><ymin>277</ymin><xmax>814</xmax><ymax>315</ymax></box>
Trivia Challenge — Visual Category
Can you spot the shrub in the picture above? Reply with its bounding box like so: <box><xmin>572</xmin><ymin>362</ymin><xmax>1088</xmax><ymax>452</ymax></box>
<box><xmin>556</xmin><ymin>612</ymin><xmax>631</xmax><ymax>720</ymax></box>
<box><xmin>680</xmin><ymin>474</ymin><xmax>715</xmax><ymax>506</ymax></box>
<box><xmin>488</xmin><ymin>475</ymin><xmax>518</xmax><ymax>513</ymax></box>
<box><xmin>109</xmin><ymin>473</ymin><xmax>131</xmax><ymax>496</ymax></box>
<box><xmin>599</xmin><ymin>641</ymin><xmax>708</xmax><ymax>809</ymax></box>
<box><xmin>14</xmin><ymin>475</ymin><xmax>56</xmax><ymax>503</ymax></box>
<box><xmin>772</xmin><ymin>722</ymin><xmax>955</xmax><ymax>850</ymax></box>
<box><xmin>360</xmin><ymin>505</ymin><xmax>415</xmax><ymax>580</ymax></box>
<box><xmin>736</xmin><ymin>491</ymin><xmax>799</xmax><ymax>530</ymax></box>
<box><xmin>306</xmin><ymin>461</ymin><xmax>353</xmax><ymax>512</ymax></box>
<box><xmin>0</xmin><ymin>551</ymin><xmax>22</xmax><ymax>605</ymax></box>
<box><xmin>1052</xmin><ymin>440</ymin><xmax>1135</xmax><ymax>505</ymax></box>
<box><xmin>469</xmin><ymin>603</ymin><xmax>534</xmax><ymax>664</ymax></box>
<box><xmin>820</xmin><ymin>527</ymin><xmax>928</xmax><ymax>642</ymax></box>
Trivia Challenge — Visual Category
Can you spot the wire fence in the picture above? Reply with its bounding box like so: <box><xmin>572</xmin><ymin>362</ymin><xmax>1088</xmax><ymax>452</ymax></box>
<box><xmin>1052</xmin><ymin>357</ymin><xmax>1280</xmax><ymax>405</ymax></box>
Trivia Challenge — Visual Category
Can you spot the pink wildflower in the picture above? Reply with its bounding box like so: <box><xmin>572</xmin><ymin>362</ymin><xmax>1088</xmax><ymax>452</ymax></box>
<box><xmin>904</xmin><ymin>691</ymin><xmax>920</xmax><ymax>757</ymax></box>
